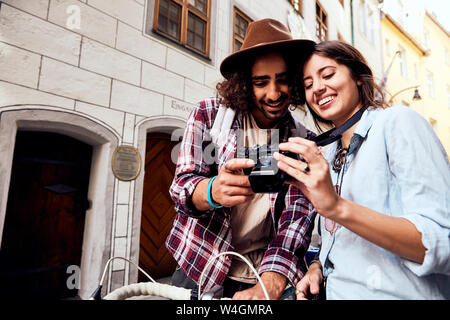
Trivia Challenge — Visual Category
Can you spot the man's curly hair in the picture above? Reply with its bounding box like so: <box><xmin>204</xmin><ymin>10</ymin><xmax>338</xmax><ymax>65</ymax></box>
<box><xmin>216</xmin><ymin>53</ymin><xmax>307</xmax><ymax>112</ymax></box>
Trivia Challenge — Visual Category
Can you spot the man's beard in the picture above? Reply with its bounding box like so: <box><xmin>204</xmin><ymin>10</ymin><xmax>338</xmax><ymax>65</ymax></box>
<box><xmin>256</xmin><ymin>94</ymin><xmax>290</xmax><ymax>120</ymax></box>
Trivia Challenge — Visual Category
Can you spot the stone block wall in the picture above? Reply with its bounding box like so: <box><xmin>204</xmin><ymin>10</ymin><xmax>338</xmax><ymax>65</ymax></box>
<box><xmin>0</xmin><ymin>0</ymin><xmax>220</xmax><ymax>297</ymax></box>
<box><xmin>0</xmin><ymin>0</ymin><xmax>350</xmax><ymax>297</ymax></box>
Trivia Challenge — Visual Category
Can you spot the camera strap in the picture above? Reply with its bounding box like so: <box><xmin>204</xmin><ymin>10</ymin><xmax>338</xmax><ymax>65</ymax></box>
<box><xmin>312</xmin><ymin>107</ymin><xmax>366</xmax><ymax>147</ymax></box>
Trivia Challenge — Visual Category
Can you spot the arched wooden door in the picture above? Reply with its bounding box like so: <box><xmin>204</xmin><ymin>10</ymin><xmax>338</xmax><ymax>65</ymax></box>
<box><xmin>0</xmin><ymin>131</ymin><xmax>92</xmax><ymax>299</ymax></box>
<box><xmin>139</xmin><ymin>132</ymin><xmax>178</xmax><ymax>280</ymax></box>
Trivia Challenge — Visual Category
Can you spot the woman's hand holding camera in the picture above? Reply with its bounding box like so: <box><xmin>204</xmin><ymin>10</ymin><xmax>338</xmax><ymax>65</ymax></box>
<box><xmin>274</xmin><ymin>137</ymin><xmax>341</xmax><ymax>220</ymax></box>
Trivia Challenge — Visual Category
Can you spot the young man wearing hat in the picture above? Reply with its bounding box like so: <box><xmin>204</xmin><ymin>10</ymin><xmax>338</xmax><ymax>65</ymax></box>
<box><xmin>166</xmin><ymin>19</ymin><xmax>316</xmax><ymax>300</ymax></box>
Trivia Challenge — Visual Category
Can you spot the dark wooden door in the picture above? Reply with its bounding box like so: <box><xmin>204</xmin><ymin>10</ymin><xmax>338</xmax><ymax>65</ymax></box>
<box><xmin>139</xmin><ymin>133</ymin><xmax>177</xmax><ymax>281</ymax></box>
<box><xmin>0</xmin><ymin>131</ymin><xmax>92</xmax><ymax>299</ymax></box>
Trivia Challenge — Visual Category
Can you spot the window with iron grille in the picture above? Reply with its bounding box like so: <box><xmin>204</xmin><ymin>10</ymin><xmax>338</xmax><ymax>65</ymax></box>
<box><xmin>233</xmin><ymin>8</ymin><xmax>252</xmax><ymax>52</ymax></box>
<box><xmin>316</xmin><ymin>1</ymin><xmax>328</xmax><ymax>41</ymax></box>
<box><xmin>153</xmin><ymin>0</ymin><xmax>211</xmax><ymax>56</ymax></box>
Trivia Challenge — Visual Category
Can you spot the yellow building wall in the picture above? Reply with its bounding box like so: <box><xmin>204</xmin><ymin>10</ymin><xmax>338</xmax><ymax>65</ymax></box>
<box><xmin>421</xmin><ymin>13</ymin><xmax>450</xmax><ymax>156</ymax></box>
<box><xmin>381</xmin><ymin>15</ymin><xmax>450</xmax><ymax>156</ymax></box>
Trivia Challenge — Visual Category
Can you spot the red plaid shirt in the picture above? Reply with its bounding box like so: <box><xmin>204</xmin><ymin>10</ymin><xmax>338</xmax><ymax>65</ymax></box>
<box><xmin>166</xmin><ymin>98</ymin><xmax>317</xmax><ymax>292</ymax></box>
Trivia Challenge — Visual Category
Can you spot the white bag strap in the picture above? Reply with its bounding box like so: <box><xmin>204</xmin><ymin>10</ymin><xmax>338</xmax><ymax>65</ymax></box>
<box><xmin>210</xmin><ymin>105</ymin><xmax>226</xmax><ymax>143</ymax></box>
<box><xmin>210</xmin><ymin>105</ymin><xmax>236</xmax><ymax>146</ymax></box>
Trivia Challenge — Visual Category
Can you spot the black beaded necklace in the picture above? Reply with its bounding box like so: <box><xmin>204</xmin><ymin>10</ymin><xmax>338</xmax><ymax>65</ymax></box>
<box><xmin>332</xmin><ymin>142</ymin><xmax>349</xmax><ymax>174</ymax></box>
<box><xmin>332</xmin><ymin>140</ymin><xmax>349</xmax><ymax>198</ymax></box>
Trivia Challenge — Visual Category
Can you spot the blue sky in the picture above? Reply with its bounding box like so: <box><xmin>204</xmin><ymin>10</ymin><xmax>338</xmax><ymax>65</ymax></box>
<box><xmin>424</xmin><ymin>0</ymin><xmax>450</xmax><ymax>31</ymax></box>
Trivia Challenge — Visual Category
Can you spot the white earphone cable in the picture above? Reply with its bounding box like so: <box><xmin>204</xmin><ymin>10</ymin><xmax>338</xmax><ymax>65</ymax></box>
<box><xmin>99</xmin><ymin>256</ymin><xmax>156</xmax><ymax>287</ymax></box>
<box><xmin>198</xmin><ymin>251</ymin><xmax>270</xmax><ymax>300</ymax></box>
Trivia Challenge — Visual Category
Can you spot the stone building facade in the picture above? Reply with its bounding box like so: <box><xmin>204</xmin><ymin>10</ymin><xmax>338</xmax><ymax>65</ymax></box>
<box><xmin>0</xmin><ymin>0</ymin><xmax>383</xmax><ymax>299</ymax></box>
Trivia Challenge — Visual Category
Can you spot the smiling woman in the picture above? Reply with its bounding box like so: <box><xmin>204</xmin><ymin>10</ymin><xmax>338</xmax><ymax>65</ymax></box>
<box><xmin>301</xmin><ymin>41</ymin><xmax>386</xmax><ymax>132</ymax></box>
<box><xmin>303</xmin><ymin>54</ymin><xmax>363</xmax><ymax>127</ymax></box>
<box><xmin>275</xmin><ymin>40</ymin><xmax>450</xmax><ymax>300</ymax></box>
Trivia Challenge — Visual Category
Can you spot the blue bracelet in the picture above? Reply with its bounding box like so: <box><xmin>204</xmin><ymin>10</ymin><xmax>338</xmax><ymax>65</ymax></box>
<box><xmin>207</xmin><ymin>176</ymin><xmax>223</xmax><ymax>208</ymax></box>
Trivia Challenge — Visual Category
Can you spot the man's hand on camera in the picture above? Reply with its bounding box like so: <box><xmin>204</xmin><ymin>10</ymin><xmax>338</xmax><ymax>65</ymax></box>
<box><xmin>191</xmin><ymin>158</ymin><xmax>255</xmax><ymax>211</ymax></box>
<box><xmin>211</xmin><ymin>158</ymin><xmax>255</xmax><ymax>208</ymax></box>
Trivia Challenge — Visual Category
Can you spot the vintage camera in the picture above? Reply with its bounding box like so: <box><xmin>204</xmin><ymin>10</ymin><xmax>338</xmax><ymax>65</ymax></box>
<box><xmin>237</xmin><ymin>144</ymin><xmax>298</xmax><ymax>193</ymax></box>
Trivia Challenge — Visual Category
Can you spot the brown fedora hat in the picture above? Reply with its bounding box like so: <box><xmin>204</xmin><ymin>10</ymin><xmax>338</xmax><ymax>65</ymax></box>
<box><xmin>220</xmin><ymin>18</ymin><xmax>315</xmax><ymax>79</ymax></box>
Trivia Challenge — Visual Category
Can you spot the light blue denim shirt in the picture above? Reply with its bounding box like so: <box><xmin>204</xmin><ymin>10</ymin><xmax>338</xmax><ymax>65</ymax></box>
<box><xmin>318</xmin><ymin>105</ymin><xmax>450</xmax><ymax>299</ymax></box>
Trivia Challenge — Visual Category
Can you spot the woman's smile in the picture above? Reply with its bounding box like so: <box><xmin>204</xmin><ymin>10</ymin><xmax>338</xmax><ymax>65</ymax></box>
<box><xmin>317</xmin><ymin>94</ymin><xmax>337</xmax><ymax>110</ymax></box>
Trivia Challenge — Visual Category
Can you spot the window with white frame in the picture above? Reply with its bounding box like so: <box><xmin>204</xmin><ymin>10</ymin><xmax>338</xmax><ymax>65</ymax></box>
<box><xmin>423</xmin><ymin>28</ymin><xmax>430</xmax><ymax>48</ymax></box>
<box><xmin>358</xmin><ymin>0</ymin><xmax>367</xmax><ymax>36</ymax></box>
<box><xmin>398</xmin><ymin>47</ymin><xmax>408</xmax><ymax>79</ymax></box>
<box><xmin>426</xmin><ymin>71</ymin><xmax>435</xmax><ymax>98</ymax></box>
<box><xmin>447</xmin><ymin>86</ymin><xmax>450</xmax><ymax>109</ymax></box>
<box><xmin>396</xmin><ymin>0</ymin><xmax>405</xmax><ymax>28</ymax></box>
<box><xmin>385</xmin><ymin>39</ymin><xmax>391</xmax><ymax>57</ymax></box>
<box><xmin>367</xmin><ymin>6</ymin><xmax>375</xmax><ymax>43</ymax></box>
<box><xmin>359</xmin><ymin>1</ymin><xmax>376</xmax><ymax>43</ymax></box>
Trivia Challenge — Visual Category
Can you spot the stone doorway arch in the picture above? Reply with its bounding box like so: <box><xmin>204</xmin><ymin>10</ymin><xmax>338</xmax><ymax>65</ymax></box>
<box><xmin>0</xmin><ymin>107</ymin><xmax>119</xmax><ymax>299</ymax></box>
<box><xmin>130</xmin><ymin>116</ymin><xmax>186</xmax><ymax>284</ymax></box>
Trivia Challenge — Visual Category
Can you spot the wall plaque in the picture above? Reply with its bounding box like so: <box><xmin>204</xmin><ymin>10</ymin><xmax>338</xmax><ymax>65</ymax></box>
<box><xmin>111</xmin><ymin>145</ymin><xmax>141</xmax><ymax>181</ymax></box>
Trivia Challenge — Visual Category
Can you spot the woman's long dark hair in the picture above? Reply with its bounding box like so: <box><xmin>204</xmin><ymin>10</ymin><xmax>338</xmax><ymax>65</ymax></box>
<box><xmin>304</xmin><ymin>40</ymin><xmax>387</xmax><ymax>132</ymax></box>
